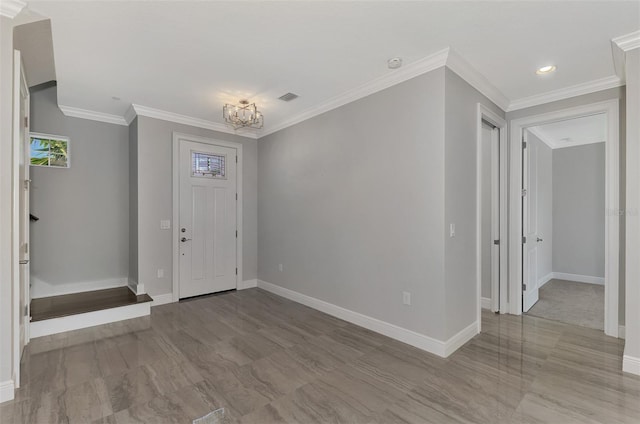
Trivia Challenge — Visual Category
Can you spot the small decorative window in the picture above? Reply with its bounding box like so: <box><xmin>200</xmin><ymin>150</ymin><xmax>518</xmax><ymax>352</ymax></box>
<box><xmin>192</xmin><ymin>151</ymin><xmax>226</xmax><ymax>178</ymax></box>
<box><xmin>30</xmin><ymin>133</ymin><xmax>70</xmax><ymax>168</ymax></box>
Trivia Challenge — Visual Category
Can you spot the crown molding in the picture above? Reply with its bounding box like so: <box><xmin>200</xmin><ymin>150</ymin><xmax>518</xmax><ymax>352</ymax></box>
<box><xmin>59</xmin><ymin>105</ymin><xmax>128</xmax><ymax>126</ymax></box>
<box><xmin>613</xmin><ymin>30</ymin><xmax>640</xmax><ymax>52</ymax></box>
<box><xmin>0</xmin><ymin>0</ymin><xmax>26</xmax><ymax>19</ymax></box>
<box><xmin>132</xmin><ymin>104</ymin><xmax>259</xmax><ymax>139</ymax></box>
<box><xmin>446</xmin><ymin>49</ymin><xmax>510</xmax><ymax>111</ymax></box>
<box><xmin>261</xmin><ymin>48</ymin><xmax>450</xmax><ymax>137</ymax></box>
<box><xmin>124</xmin><ymin>105</ymin><xmax>137</xmax><ymax>125</ymax></box>
<box><xmin>526</xmin><ymin>127</ymin><xmax>556</xmax><ymax>149</ymax></box>
<box><xmin>507</xmin><ymin>75</ymin><xmax>623</xmax><ymax>112</ymax></box>
<box><xmin>527</xmin><ymin>123</ymin><xmax>605</xmax><ymax>150</ymax></box>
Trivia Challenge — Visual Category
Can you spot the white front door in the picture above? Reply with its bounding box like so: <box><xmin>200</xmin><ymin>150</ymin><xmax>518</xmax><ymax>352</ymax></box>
<box><xmin>523</xmin><ymin>131</ymin><xmax>539</xmax><ymax>312</ymax></box>
<box><xmin>179</xmin><ymin>140</ymin><xmax>237</xmax><ymax>298</ymax></box>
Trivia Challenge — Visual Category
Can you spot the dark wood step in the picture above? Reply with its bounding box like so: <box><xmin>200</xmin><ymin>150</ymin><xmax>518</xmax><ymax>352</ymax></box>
<box><xmin>30</xmin><ymin>287</ymin><xmax>153</xmax><ymax>322</ymax></box>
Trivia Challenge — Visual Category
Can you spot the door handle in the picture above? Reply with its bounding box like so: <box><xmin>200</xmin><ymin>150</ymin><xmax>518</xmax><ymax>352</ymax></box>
<box><xmin>181</xmin><ymin>237</ymin><xmax>192</xmax><ymax>242</ymax></box>
<box><xmin>19</xmin><ymin>260</ymin><xmax>29</xmax><ymax>265</ymax></box>
<box><xmin>537</xmin><ymin>237</ymin><xmax>543</xmax><ymax>242</ymax></box>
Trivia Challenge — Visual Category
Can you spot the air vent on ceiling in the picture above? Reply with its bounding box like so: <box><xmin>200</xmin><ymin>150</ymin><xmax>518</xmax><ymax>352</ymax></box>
<box><xmin>278</xmin><ymin>92</ymin><xmax>299</xmax><ymax>102</ymax></box>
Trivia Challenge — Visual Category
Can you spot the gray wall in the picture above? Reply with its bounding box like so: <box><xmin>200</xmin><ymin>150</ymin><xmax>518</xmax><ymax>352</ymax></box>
<box><xmin>128</xmin><ymin>117</ymin><xmax>138</xmax><ymax>286</ymax></box>
<box><xmin>553</xmin><ymin>143</ymin><xmax>605</xmax><ymax>278</ymax></box>
<box><xmin>135</xmin><ymin>117</ymin><xmax>257</xmax><ymax>297</ymax></box>
<box><xmin>528</xmin><ymin>131</ymin><xmax>553</xmax><ymax>282</ymax></box>
<box><xmin>443</xmin><ymin>69</ymin><xmax>504</xmax><ymax>337</ymax></box>
<box><xmin>624</xmin><ymin>48</ymin><xmax>639</xmax><ymax>365</ymax></box>
<box><xmin>0</xmin><ymin>15</ymin><xmax>15</xmax><ymax>387</ymax></box>
<box><xmin>258</xmin><ymin>68</ymin><xmax>448</xmax><ymax>340</ymax></box>
<box><xmin>29</xmin><ymin>86</ymin><xmax>130</xmax><ymax>295</ymax></box>
<box><xmin>506</xmin><ymin>86</ymin><xmax>626</xmax><ymax>323</ymax></box>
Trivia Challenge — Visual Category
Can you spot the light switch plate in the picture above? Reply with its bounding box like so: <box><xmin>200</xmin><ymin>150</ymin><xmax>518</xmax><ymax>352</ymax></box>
<box><xmin>160</xmin><ymin>220</ymin><xmax>171</xmax><ymax>230</ymax></box>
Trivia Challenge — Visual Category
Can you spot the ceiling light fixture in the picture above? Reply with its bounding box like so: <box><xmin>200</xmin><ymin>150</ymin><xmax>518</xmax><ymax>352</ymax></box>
<box><xmin>536</xmin><ymin>65</ymin><xmax>556</xmax><ymax>75</ymax></box>
<box><xmin>223</xmin><ymin>100</ymin><xmax>263</xmax><ymax>130</ymax></box>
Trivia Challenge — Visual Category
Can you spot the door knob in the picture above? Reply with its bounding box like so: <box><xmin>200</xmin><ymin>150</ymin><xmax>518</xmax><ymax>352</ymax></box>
<box><xmin>181</xmin><ymin>237</ymin><xmax>192</xmax><ymax>242</ymax></box>
<box><xmin>537</xmin><ymin>237</ymin><xmax>543</xmax><ymax>242</ymax></box>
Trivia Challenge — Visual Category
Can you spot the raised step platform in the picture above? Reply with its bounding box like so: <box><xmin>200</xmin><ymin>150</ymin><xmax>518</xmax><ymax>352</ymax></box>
<box><xmin>30</xmin><ymin>287</ymin><xmax>153</xmax><ymax>338</ymax></box>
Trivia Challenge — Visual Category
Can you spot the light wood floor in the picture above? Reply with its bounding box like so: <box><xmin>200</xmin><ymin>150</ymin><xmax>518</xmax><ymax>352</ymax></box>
<box><xmin>1</xmin><ymin>288</ymin><xmax>638</xmax><ymax>423</ymax></box>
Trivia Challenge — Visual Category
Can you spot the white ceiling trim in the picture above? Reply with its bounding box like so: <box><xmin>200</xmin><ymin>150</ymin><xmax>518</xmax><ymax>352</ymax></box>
<box><xmin>507</xmin><ymin>75</ymin><xmax>623</xmax><ymax>112</ymax></box>
<box><xmin>527</xmin><ymin>126</ymin><xmax>605</xmax><ymax>150</ymax></box>
<box><xmin>0</xmin><ymin>0</ymin><xmax>26</xmax><ymax>18</ymax></box>
<box><xmin>446</xmin><ymin>50</ymin><xmax>510</xmax><ymax>111</ymax></box>
<box><xmin>261</xmin><ymin>48</ymin><xmax>450</xmax><ymax>137</ymax></box>
<box><xmin>613</xmin><ymin>30</ymin><xmax>640</xmax><ymax>52</ymax></box>
<box><xmin>59</xmin><ymin>105</ymin><xmax>128</xmax><ymax>126</ymax></box>
<box><xmin>132</xmin><ymin>104</ymin><xmax>259</xmax><ymax>139</ymax></box>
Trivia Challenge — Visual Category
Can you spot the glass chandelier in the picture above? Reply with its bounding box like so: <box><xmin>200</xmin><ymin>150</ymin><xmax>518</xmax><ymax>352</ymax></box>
<box><xmin>222</xmin><ymin>100</ymin><xmax>263</xmax><ymax>129</ymax></box>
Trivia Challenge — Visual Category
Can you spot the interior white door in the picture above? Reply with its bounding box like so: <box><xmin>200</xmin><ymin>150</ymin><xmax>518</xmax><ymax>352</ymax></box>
<box><xmin>523</xmin><ymin>132</ymin><xmax>539</xmax><ymax>312</ymax></box>
<box><xmin>14</xmin><ymin>51</ymin><xmax>30</xmax><ymax>387</ymax></box>
<box><xmin>179</xmin><ymin>140</ymin><xmax>237</xmax><ymax>298</ymax></box>
<box><xmin>490</xmin><ymin>127</ymin><xmax>500</xmax><ymax>312</ymax></box>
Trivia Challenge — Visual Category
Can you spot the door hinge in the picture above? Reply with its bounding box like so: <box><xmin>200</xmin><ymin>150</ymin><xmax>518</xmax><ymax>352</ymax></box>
<box><xmin>236</xmin><ymin>193</ymin><xmax>238</xmax><ymax>201</ymax></box>
<box><xmin>235</xmin><ymin>230</ymin><xmax>238</xmax><ymax>238</ymax></box>
<box><xmin>24</xmin><ymin>179</ymin><xmax>30</xmax><ymax>190</ymax></box>
<box><xmin>24</xmin><ymin>242</ymin><xmax>28</xmax><ymax>254</ymax></box>
<box><xmin>235</xmin><ymin>267</ymin><xmax>238</xmax><ymax>275</ymax></box>
<box><xmin>522</xmin><ymin>236</ymin><xmax>527</xmax><ymax>244</ymax></box>
<box><xmin>493</xmin><ymin>239</ymin><xmax>500</xmax><ymax>245</ymax></box>
<box><xmin>236</xmin><ymin>156</ymin><xmax>238</xmax><ymax>163</ymax></box>
<box><xmin>24</xmin><ymin>305</ymin><xmax>28</xmax><ymax>317</ymax></box>
<box><xmin>522</xmin><ymin>140</ymin><xmax>527</xmax><ymax>149</ymax></box>
<box><xmin>522</xmin><ymin>283</ymin><xmax>527</xmax><ymax>291</ymax></box>
<box><xmin>24</xmin><ymin>116</ymin><xmax>28</xmax><ymax>128</ymax></box>
<box><xmin>521</xmin><ymin>188</ymin><xmax>527</xmax><ymax>197</ymax></box>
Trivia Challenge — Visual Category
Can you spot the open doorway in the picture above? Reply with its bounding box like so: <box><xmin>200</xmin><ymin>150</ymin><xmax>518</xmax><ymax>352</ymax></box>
<box><xmin>508</xmin><ymin>100</ymin><xmax>619</xmax><ymax>337</ymax></box>
<box><xmin>522</xmin><ymin>115</ymin><xmax>606</xmax><ymax>330</ymax></box>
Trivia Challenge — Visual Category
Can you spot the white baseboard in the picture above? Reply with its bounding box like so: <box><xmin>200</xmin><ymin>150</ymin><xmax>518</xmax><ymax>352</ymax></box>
<box><xmin>238</xmin><ymin>279</ymin><xmax>258</xmax><ymax>290</ymax></box>
<box><xmin>481</xmin><ymin>297</ymin><xmax>492</xmax><ymax>310</ymax></box>
<box><xmin>0</xmin><ymin>380</ymin><xmax>14</xmax><ymax>403</ymax></box>
<box><xmin>552</xmin><ymin>272</ymin><xmax>604</xmax><ymax>285</ymax></box>
<box><xmin>31</xmin><ymin>276</ymin><xmax>128</xmax><ymax>299</ymax></box>
<box><xmin>257</xmin><ymin>280</ymin><xmax>477</xmax><ymax>358</ymax></box>
<box><xmin>30</xmin><ymin>302</ymin><xmax>150</xmax><ymax>338</ymax></box>
<box><xmin>150</xmin><ymin>293</ymin><xmax>175</xmax><ymax>307</ymax></box>
<box><xmin>619</xmin><ymin>325</ymin><xmax>626</xmax><ymax>339</ymax></box>
<box><xmin>623</xmin><ymin>354</ymin><xmax>640</xmax><ymax>375</ymax></box>
<box><xmin>128</xmin><ymin>279</ymin><xmax>145</xmax><ymax>295</ymax></box>
<box><xmin>538</xmin><ymin>272</ymin><xmax>554</xmax><ymax>288</ymax></box>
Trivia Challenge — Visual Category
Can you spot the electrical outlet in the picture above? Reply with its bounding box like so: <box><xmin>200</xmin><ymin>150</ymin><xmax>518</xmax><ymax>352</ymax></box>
<box><xmin>402</xmin><ymin>291</ymin><xmax>411</xmax><ymax>305</ymax></box>
<box><xmin>278</xmin><ymin>264</ymin><xmax>283</xmax><ymax>272</ymax></box>
<box><xmin>449</xmin><ymin>223</ymin><xmax>456</xmax><ymax>238</ymax></box>
<box><xmin>157</xmin><ymin>269</ymin><xmax>164</xmax><ymax>278</ymax></box>
<box><xmin>160</xmin><ymin>220</ymin><xmax>171</xmax><ymax>230</ymax></box>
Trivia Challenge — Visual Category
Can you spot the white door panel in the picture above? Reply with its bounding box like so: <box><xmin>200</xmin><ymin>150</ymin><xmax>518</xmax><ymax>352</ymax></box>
<box><xmin>179</xmin><ymin>141</ymin><xmax>237</xmax><ymax>298</ymax></box>
<box><xmin>523</xmin><ymin>133</ymin><xmax>539</xmax><ymax>312</ymax></box>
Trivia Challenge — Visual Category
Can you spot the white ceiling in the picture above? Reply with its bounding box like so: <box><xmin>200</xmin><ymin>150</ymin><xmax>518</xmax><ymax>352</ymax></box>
<box><xmin>528</xmin><ymin>113</ymin><xmax>607</xmax><ymax>149</ymax></box>
<box><xmin>23</xmin><ymin>1</ymin><xmax>640</xmax><ymax>136</ymax></box>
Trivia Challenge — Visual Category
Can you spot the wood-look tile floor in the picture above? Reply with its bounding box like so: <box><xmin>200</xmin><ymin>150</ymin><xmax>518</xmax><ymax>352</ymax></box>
<box><xmin>1</xmin><ymin>288</ymin><xmax>638</xmax><ymax>423</ymax></box>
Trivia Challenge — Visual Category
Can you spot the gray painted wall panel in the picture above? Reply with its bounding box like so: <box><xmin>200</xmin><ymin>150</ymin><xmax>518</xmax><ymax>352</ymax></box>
<box><xmin>135</xmin><ymin>117</ymin><xmax>257</xmax><ymax>296</ymax></box>
<box><xmin>553</xmin><ymin>143</ymin><xmax>606</xmax><ymax>278</ymax></box>
<box><xmin>443</xmin><ymin>69</ymin><xmax>505</xmax><ymax>337</ymax></box>
<box><xmin>29</xmin><ymin>86</ymin><xmax>129</xmax><ymax>290</ymax></box>
<box><xmin>258</xmin><ymin>69</ymin><xmax>448</xmax><ymax>339</ymax></box>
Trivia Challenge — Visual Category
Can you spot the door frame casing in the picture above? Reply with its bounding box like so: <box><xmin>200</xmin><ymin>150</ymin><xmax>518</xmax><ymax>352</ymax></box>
<box><xmin>172</xmin><ymin>132</ymin><xmax>243</xmax><ymax>302</ymax></box>
<box><xmin>476</xmin><ymin>104</ymin><xmax>508</xmax><ymax>332</ymax></box>
<box><xmin>508</xmin><ymin>99</ymin><xmax>619</xmax><ymax>337</ymax></box>
<box><xmin>12</xmin><ymin>50</ymin><xmax>30</xmax><ymax>388</ymax></box>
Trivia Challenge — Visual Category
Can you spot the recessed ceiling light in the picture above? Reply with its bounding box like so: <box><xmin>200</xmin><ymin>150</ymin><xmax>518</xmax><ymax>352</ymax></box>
<box><xmin>536</xmin><ymin>65</ymin><xmax>556</xmax><ymax>75</ymax></box>
<box><xmin>387</xmin><ymin>57</ymin><xmax>402</xmax><ymax>69</ymax></box>
<box><xmin>111</xmin><ymin>96</ymin><xmax>121</xmax><ymax>101</ymax></box>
